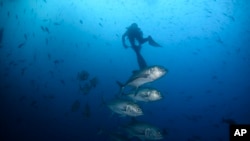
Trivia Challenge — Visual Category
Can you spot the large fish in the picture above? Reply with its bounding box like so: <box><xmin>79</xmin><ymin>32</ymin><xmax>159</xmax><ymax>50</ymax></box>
<box><xmin>117</xmin><ymin>65</ymin><xmax>167</xmax><ymax>94</ymax></box>
<box><xmin>125</xmin><ymin>87</ymin><xmax>163</xmax><ymax>102</ymax></box>
<box><xmin>104</xmin><ymin>98</ymin><xmax>143</xmax><ymax>117</ymax></box>
<box><xmin>124</xmin><ymin>121</ymin><xmax>164</xmax><ymax>140</ymax></box>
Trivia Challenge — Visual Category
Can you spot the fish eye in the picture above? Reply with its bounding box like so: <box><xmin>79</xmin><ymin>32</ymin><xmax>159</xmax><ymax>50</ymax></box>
<box><xmin>136</xmin><ymin>107</ymin><xmax>141</xmax><ymax>111</ymax></box>
<box><xmin>137</xmin><ymin>107</ymin><xmax>142</xmax><ymax>112</ymax></box>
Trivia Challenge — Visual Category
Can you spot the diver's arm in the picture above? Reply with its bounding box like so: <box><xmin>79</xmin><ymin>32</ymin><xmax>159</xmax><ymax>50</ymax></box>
<box><xmin>122</xmin><ymin>32</ymin><xmax>129</xmax><ymax>48</ymax></box>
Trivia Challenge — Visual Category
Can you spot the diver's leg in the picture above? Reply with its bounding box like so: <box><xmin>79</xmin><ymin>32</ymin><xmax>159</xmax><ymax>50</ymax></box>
<box><xmin>138</xmin><ymin>37</ymin><xmax>149</xmax><ymax>45</ymax></box>
<box><xmin>130</xmin><ymin>44</ymin><xmax>147</xmax><ymax>69</ymax></box>
<box><xmin>138</xmin><ymin>36</ymin><xmax>162</xmax><ymax>47</ymax></box>
<box><xmin>134</xmin><ymin>49</ymin><xmax>147</xmax><ymax>70</ymax></box>
<box><xmin>131</xmin><ymin>44</ymin><xmax>141</xmax><ymax>53</ymax></box>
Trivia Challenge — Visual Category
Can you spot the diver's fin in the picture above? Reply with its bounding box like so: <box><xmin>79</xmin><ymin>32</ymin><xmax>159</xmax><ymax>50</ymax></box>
<box><xmin>148</xmin><ymin>36</ymin><xmax>162</xmax><ymax>47</ymax></box>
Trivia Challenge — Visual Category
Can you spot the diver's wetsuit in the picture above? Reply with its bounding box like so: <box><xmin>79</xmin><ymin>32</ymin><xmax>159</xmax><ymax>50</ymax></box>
<box><xmin>122</xmin><ymin>23</ymin><xmax>162</xmax><ymax>70</ymax></box>
<box><xmin>122</xmin><ymin>23</ymin><xmax>150</xmax><ymax>70</ymax></box>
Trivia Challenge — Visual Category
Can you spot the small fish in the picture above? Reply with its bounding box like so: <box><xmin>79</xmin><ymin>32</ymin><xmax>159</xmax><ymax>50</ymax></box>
<box><xmin>18</xmin><ymin>43</ymin><xmax>25</xmax><ymax>48</ymax></box>
<box><xmin>77</xmin><ymin>70</ymin><xmax>89</xmax><ymax>81</ymax></box>
<box><xmin>53</xmin><ymin>59</ymin><xmax>64</xmax><ymax>65</ymax></box>
<box><xmin>223</xmin><ymin>13</ymin><xmax>235</xmax><ymax>21</ymax></box>
<box><xmin>24</xmin><ymin>34</ymin><xmax>27</xmax><ymax>40</ymax></box>
<box><xmin>45</xmin><ymin>27</ymin><xmax>50</xmax><ymax>33</ymax></box>
<box><xmin>79</xmin><ymin>20</ymin><xmax>83</xmax><ymax>24</ymax></box>
<box><xmin>40</xmin><ymin>26</ymin><xmax>45</xmax><ymax>31</ymax></box>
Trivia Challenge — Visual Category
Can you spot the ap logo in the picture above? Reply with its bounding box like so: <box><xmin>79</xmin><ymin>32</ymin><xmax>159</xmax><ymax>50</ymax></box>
<box><xmin>234</xmin><ymin>129</ymin><xmax>247</xmax><ymax>136</ymax></box>
<box><xmin>230</xmin><ymin>124</ymin><xmax>250</xmax><ymax>141</ymax></box>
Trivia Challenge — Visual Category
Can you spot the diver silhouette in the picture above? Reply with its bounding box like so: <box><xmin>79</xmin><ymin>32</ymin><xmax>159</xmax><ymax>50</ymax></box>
<box><xmin>122</xmin><ymin>23</ymin><xmax>161</xmax><ymax>70</ymax></box>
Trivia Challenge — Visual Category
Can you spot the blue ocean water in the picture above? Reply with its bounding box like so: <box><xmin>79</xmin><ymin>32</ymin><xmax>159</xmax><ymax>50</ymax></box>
<box><xmin>0</xmin><ymin>0</ymin><xmax>249</xmax><ymax>141</ymax></box>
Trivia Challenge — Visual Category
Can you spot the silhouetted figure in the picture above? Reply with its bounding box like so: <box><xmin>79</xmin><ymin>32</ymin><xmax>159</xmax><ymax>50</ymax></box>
<box><xmin>122</xmin><ymin>23</ymin><xmax>161</xmax><ymax>69</ymax></box>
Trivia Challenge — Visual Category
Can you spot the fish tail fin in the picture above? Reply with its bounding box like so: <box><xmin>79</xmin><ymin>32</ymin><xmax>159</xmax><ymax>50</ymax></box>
<box><xmin>134</xmin><ymin>87</ymin><xmax>139</xmax><ymax>96</ymax></box>
<box><xmin>116</xmin><ymin>81</ymin><xmax>124</xmax><ymax>87</ymax></box>
<box><xmin>116</xmin><ymin>81</ymin><xmax>125</xmax><ymax>95</ymax></box>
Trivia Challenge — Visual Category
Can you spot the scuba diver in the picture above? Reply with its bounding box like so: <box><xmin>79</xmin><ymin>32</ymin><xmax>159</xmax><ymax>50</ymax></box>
<box><xmin>122</xmin><ymin>23</ymin><xmax>162</xmax><ymax>70</ymax></box>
